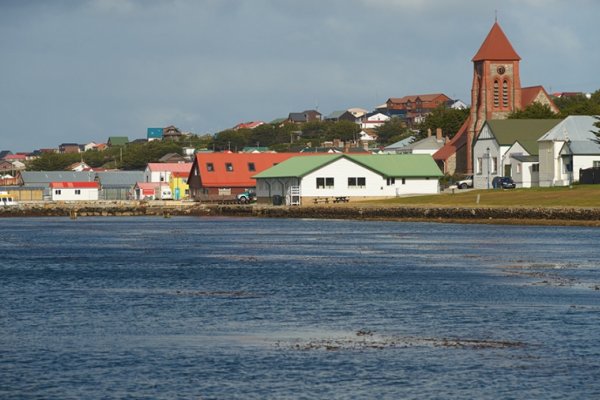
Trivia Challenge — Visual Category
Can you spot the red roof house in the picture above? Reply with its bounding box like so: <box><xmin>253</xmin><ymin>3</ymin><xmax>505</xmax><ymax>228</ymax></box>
<box><xmin>188</xmin><ymin>152</ymin><xmax>307</xmax><ymax>200</ymax></box>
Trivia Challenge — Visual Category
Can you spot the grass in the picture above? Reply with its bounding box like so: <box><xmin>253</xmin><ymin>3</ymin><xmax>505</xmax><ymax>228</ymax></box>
<box><xmin>361</xmin><ymin>184</ymin><xmax>600</xmax><ymax>208</ymax></box>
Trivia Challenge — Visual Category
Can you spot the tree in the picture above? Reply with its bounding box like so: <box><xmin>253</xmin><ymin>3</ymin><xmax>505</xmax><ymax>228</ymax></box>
<box><xmin>416</xmin><ymin>106</ymin><xmax>469</xmax><ymax>141</ymax></box>
<box><xmin>120</xmin><ymin>140</ymin><xmax>182</xmax><ymax>170</ymax></box>
<box><xmin>324</xmin><ymin>120</ymin><xmax>361</xmax><ymax>142</ymax></box>
<box><xmin>375</xmin><ymin>118</ymin><xmax>412</xmax><ymax>146</ymax></box>
<box><xmin>212</xmin><ymin>129</ymin><xmax>251</xmax><ymax>151</ymax></box>
<box><xmin>507</xmin><ymin>102</ymin><xmax>561</xmax><ymax>119</ymax></box>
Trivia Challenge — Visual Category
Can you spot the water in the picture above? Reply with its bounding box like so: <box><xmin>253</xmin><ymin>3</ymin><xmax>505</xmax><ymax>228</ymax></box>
<box><xmin>1</xmin><ymin>217</ymin><xmax>599</xmax><ymax>399</ymax></box>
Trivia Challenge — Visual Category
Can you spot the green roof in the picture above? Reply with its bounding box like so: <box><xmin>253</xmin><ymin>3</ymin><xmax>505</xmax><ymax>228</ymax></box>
<box><xmin>254</xmin><ymin>154</ymin><xmax>443</xmax><ymax>179</ymax></box>
<box><xmin>107</xmin><ymin>136</ymin><xmax>129</xmax><ymax>146</ymax></box>
<box><xmin>486</xmin><ymin>119</ymin><xmax>562</xmax><ymax>155</ymax></box>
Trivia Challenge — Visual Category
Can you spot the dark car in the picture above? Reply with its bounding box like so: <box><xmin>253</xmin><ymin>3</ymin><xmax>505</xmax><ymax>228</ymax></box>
<box><xmin>492</xmin><ymin>176</ymin><xmax>516</xmax><ymax>189</ymax></box>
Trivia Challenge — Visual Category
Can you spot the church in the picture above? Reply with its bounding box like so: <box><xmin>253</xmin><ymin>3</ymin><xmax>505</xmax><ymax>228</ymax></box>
<box><xmin>433</xmin><ymin>21</ymin><xmax>558</xmax><ymax>175</ymax></box>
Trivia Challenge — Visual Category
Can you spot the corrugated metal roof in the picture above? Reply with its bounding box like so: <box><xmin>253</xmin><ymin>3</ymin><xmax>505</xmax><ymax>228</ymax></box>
<box><xmin>50</xmin><ymin>181</ymin><xmax>99</xmax><ymax>189</ymax></box>
<box><xmin>20</xmin><ymin>171</ymin><xmax>95</xmax><ymax>186</ymax></box>
<box><xmin>254</xmin><ymin>154</ymin><xmax>443</xmax><ymax>179</ymax></box>
<box><xmin>538</xmin><ymin>115</ymin><xmax>600</xmax><ymax>142</ymax></box>
<box><xmin>96</xmin><ymin>171</ymin><xmax>144</xmax><ymax>187</ymax></box>
<box><xmin>565</xmin><ymin>140</ymin><xmax>600</xmax><ymax>155</ymax></box>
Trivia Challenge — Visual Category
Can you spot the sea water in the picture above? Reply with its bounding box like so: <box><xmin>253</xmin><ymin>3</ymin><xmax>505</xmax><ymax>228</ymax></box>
<box><xmin>1</xmin><ymin>217</ymin><xmax>599</xmax><ymax>399</ymax></box>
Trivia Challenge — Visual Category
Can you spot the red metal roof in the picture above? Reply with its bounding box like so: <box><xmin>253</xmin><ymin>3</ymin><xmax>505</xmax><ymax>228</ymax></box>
<box><xmin>191</xmin><ymin>153</ymin><xmax>305</xmax><ymax>188</ymax></box>
<box><xmin>50</xmin><ymin>181</ymin><xmax>99</xmax><ymax>189</ymax></box>
<box><xmin>472</xmin><ymin>22</ymin><xmax>520</xmax><ymax>61</ymax></box>
<box><xmin>147</xmin><ymin>163</ymin><xmax>192</xmax><ymax>174</ymax></box>
<box><xmin>433</xmin><ymin>117</ymin><xmax>470</xmax><ymax>161</ymax></box>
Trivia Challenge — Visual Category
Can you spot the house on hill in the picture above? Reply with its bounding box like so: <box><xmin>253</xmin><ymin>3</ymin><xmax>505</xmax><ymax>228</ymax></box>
<box><xmin>386</xmin><ymin>94</ymin><xmax>451</xmax><ymax>126</ymax></box>
<box><xmin>187</xmin><ymin>152</ymin><xmax>304</xmax><ymax>201</ymax></box>
<box><xmin>288</xmin><ymin>110</ymin><xmax>322</xmax><ymax>123</ymax></box>
<box><xmin>253</xmin><ymin>154</ymin><xmax>442</xmax><ymax>205</ymax></box>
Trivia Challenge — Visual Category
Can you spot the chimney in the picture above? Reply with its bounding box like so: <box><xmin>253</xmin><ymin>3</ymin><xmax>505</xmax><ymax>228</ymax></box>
<box><xmin>427</xmin><ymin>128</ymin><xmax>432</xmax><ymax>137</ymax></box>
<box><xmin>436</xmin><ymin>128</ymin><xmax>442</xmax><ymax>141</ymax></box>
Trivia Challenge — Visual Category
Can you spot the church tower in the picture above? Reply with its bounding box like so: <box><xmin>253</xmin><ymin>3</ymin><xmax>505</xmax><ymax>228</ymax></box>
<box><xmin>466</xmin><ymin>22</ymin><xmax>521</xmax><ymax>173</ymax></box>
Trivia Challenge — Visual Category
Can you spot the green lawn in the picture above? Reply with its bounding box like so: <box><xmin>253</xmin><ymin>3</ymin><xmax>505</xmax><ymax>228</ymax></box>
<box><xmin>363</xmin><ymin>184</ymin><xmax>600</xmax><ymax>208</ymax></box>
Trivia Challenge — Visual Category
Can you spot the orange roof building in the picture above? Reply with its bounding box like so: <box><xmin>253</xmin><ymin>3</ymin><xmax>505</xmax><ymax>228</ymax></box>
<box><xmin>188</xmin><ymin>152</ymin><xmax>306</xmax><ymax>200</ymax></box>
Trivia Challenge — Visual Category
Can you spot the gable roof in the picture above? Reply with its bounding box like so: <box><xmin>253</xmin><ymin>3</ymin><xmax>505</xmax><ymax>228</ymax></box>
<box><xmin>20</xmin><ymin>171</ymin><xmax>95</xmax><ymax>186</ymax></box>
<box><xmin>521</xmin><ymin>86</ymin><xmax>559</xmax><ymax>112</ymax></box>
<box><xmin>146</xmin><ymin>162</ymin><xmax>192</xmax><ymax>173</ymax></box>
<box><xmin>537</xmin><ymin>115</ymin><xmax>600</xmax><ymax>142</ymax></box>
<box><xmin>191</xmin><ymin>152</ymin><xmax>303</xmax><ymax>187</ymax></box>
<box><xmin>254</xmin><ymin>154</ymin><xmax>443</xmax><ymax>179</ymax></box>
<box><xmin>485</xmin><ymin>119</ymin><xmax>562</xmax><ymax>155</ymax></box>
<box><xmin>472</xmin><ymin>22</ymin><xmax>520</xmax><ymax>61</ymax></box>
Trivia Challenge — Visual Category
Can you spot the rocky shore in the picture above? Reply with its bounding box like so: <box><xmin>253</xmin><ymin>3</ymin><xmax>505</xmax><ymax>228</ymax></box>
<box><xmin>2</xmin><ymin>201</ymin><xmax>600</xmax><ymax>226</ymax></box>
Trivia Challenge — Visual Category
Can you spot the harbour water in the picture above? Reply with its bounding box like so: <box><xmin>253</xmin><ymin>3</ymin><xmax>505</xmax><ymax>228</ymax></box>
<box><xmin>1</xmin><ymin>217</ymin><xmax>599</xmax><ymax>399</ymax></box>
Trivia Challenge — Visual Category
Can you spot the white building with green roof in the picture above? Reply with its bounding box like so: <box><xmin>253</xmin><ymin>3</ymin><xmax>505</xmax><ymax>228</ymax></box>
<box><xmin>253</xmin><ymin>154</ymin><xmax>442</xmax><ymax>205</ymax></box>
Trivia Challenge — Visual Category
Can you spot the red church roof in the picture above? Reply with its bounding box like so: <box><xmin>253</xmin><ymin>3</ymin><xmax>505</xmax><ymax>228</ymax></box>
<box><xmin>472</xmin><ymin>22</ymin><xmax>520</xmax><ymax>62</ymax></box>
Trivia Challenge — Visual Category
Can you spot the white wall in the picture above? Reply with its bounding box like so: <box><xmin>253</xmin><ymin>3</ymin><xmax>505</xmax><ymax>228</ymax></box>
<box><xmin>51</xmin><ymin>188</ymin><xmax>99</xmax><ymax>201</ymax></box>
<box><xmin>473</xmin><ymin>139</ymin><xmax>501</xmax><ymax>189</ymax></box>
<box><xmin>300</xmin><ymin>157</ymin><xmax>439</xmax><ymax>197</ymax></box>
<box><xmin>511</xmin><ymin>160</ymin><xmax>538</xmax><ymax>188</ymax></box>
<box><xmin>573</xmin><ymin>155</ymin><xmax>600</xmax><ymax>181</ymax></box>
<box><xmin>144</xmin><ymin>167</ymin><xmax>172</xmax><ymax>183</ymax></box>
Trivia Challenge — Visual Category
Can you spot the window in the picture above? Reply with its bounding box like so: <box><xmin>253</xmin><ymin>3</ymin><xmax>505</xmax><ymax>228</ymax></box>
<box><xmin>248</xmin><ymin>162</ymin><xmax>256</xmax><ymax>172</ymax></box>
<box><xmin>493</xmin><ymin>80</ymin><xmax>499</xmax><ymax>107</ymax></box>
<box><xmin>225</xmin><ymin>163</ymin><xmax>233</xmax><ymax>172</ymax></box>
<box><xmin>477</xmin><ymin>158</ymin><xmax>483</xmax><ymax>175</ymax></box>
<box><xmin>206</xmin><ymin>163</ymin><xmax>214</xmax><ymax>172</ymax></box>
<box><xmin>594</xmin><ymin>161</ymin><xmax>600</xmax><ymax>168</ymax></box>
<box><xmin>75</xmin><ymin>189</ymin><xmax>81</xmax><ymax>195</ymax></box>
<box><xmin>348</xmin><ymin>177</ymin><xmax>366</xmax><ymax>188</ymax></box>
<box><xmin>492</xmin><ymin>157</ymin><xmax>498</xmax><ymax>174</ymax></box>
<box><xmin>516</xmin><ymin>164</ymin><xmax>521</xmax><ymax>174</ymax></box>
<box><xmin>502</xmin><ymin>80</ymin><xmax>509</xmax><ymax>107</ymax></box>
<box><xmin>402</xmin><ymin>178</ymin><xmax>406</xmax><ymax>185</ymax></box>
<box><xmin>317</xmin><ymin>177</ymin><xmax>334</xmax><ymax>189</ymax></box>
<box><xmin>55</xmin><ymin>189</ymin><xmax>61</xmax><ymax>195</ymax></box>
<box><xmin>386</xmin><ymin>177</ymin><xmax>395</xmax><ymax>186</ymax></box>
<box><xmin>532</xmin><ymin>164</ymin><xmax>539</xmax><ymax>172</ymax></box>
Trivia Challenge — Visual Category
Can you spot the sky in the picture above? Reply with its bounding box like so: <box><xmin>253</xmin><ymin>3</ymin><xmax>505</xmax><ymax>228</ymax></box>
<box><xmin>1</xmin><ymin>0</ymin><xmax>599</xmax><ymax>152</ymax></box>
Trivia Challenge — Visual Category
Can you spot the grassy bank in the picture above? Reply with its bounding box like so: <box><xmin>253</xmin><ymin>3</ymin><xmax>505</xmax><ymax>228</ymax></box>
<box><xmin>361</xmin><ymin>184</ymin><xmax>600</xmax><ymax>208</ymax></box>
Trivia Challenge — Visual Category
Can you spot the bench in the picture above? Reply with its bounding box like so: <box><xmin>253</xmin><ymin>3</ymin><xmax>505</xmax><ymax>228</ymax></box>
<box><xmin>333</xmin><ymin>196</ymin><xmax>349</xmax><ymax>203</ymax></box>
<box><xmin>313</xmin><ymin>197</ymin><xmax>329</xmax><ymax>204</ymax></box>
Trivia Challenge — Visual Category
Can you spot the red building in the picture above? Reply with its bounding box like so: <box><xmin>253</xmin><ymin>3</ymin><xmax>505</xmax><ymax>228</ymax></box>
<box><xmin>434</xmin><ymin>22</ymin><xmax>558</xmax><ymax>175</ymax></box>
<box><xmin>187</xmin><ymin>152</ymin><xmax>305</xmax><ymax>201</ymax></box>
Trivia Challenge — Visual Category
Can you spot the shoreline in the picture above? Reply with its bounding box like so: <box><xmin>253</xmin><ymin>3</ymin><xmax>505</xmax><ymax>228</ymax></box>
<box><xmin>2</xmin><ymin>201</ymin><xmax>600</xmax><ymax>227</ymax></box>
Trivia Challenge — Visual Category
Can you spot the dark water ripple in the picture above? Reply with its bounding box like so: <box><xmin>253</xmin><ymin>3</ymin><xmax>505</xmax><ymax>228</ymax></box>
<box><xmin>1</xmin><ymin>216</ymin><xmax>600</xmax><ymax>399</ymax></box>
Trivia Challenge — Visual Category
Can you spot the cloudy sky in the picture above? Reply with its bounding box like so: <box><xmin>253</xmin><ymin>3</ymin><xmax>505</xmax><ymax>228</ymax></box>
<box><xmin>1</xmin><ymin>0</ymin><xmax>599</xmax><ymax>151</ymax></box>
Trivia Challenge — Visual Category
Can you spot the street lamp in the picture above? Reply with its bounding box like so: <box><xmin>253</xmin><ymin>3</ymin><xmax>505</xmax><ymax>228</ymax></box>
<box><xmin>486</xmin><ymin>147</ymin><xmax>491</xmax><ymax>189</ymax></box>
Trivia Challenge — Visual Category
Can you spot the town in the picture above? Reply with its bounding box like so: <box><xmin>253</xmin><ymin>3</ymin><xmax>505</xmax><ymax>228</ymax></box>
<box><xmin>1</xmin><ymin>21</ymin><xmax>600</xmax><ymax>207</ymax></box>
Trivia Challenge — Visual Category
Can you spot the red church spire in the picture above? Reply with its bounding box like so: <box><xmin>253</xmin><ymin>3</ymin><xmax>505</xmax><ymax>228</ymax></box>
<box><xmin>472</xmin><ymin>22</ymin><xmax>521</xmax><ymax>61</ymax></box>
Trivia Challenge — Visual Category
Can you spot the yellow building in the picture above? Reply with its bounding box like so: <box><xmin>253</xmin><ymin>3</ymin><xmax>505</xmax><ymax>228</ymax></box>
<box><xmin>169</xmin><ymin>172</ymin><xmax>190</xmax><ymax>200</ymax></box>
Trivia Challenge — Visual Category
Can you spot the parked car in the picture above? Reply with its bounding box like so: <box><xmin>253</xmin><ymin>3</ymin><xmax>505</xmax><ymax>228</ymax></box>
<box><xmin>237</xmin><ymin>190</ymin><xmax>256</xmax><ymax>204</ymax></box>
<box><xmin>456</xmin><ymin>175</ymin><xmax>473</xmax><ymax>189</ymax></box>
<box><xmin>492</xmin><ymin>176</ymin><xmax>516</xmax><ymax>189</ymax></box>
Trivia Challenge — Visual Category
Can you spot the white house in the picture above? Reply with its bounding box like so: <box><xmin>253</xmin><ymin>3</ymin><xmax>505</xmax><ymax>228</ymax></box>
<box><xmin>361</xmin><ymin>113</ymin><xmax>390</xmax><ymax>129</ymax></box>
<box><xmin>143</xmin><ymin>162</ymin><xmax>192</xmax><ymax>183</ymax></box>
<box><xmin>253</xmin><ymin>154</ymin><xmax>443</xmax><ymax>205</ymax></box>
<box><xmin>473</xmin><ymin>119</ymin><xmax>562</xmax><ymax>189</ymax></box>
<box><xmin>50</xmin><ymin>182</ymin><xmax>99</xmax><ymax>201</ymax></box>
<box><xmin>537</xmin><ymin>116</ymin><xmax>600</xmax><ymax>187</ymax></box>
